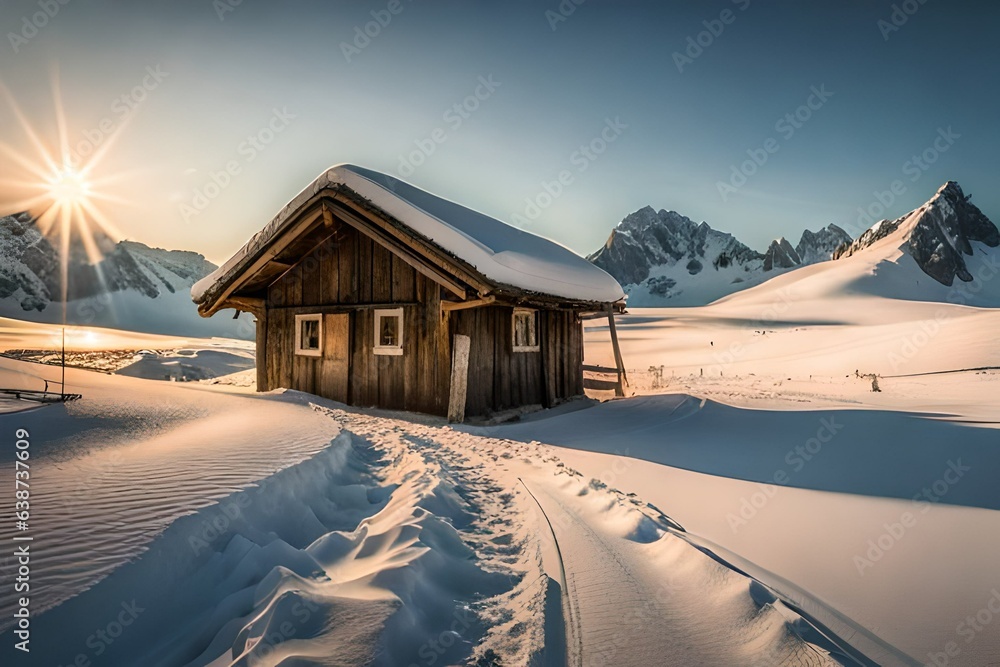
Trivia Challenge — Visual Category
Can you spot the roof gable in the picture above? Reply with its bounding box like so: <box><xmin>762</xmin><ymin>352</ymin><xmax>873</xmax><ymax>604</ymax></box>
<box><xmin>192</xmin><ymin>164</ymin><xmax>625</xmax><ymax>314</ymax></box>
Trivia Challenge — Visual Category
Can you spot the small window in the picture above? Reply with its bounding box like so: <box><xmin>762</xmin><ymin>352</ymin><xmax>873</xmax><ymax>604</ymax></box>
<box><xmin>512</xmin><ymin>308</ymin><xmax>539</xmax><ymax>352</ymax></box>
<box><xmin>374</xmin><ymin>308</ymin><xmax>404</xmax><ymax>356</ymax></box>
<box><xmin>295</xmin><ymin>314</ymin><xmax>323</xmax><ymax>357</ymax></box>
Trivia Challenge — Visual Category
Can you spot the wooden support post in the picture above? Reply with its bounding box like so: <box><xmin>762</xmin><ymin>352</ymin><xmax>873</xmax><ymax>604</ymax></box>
<box><xmin>255</xmin><ymin>309</ymin><xmax>268</xmax><ymax>392</ymax></box>
<box><xmin>448</xmin><ymin>334</ymin><xmax>471</xmax><ymax>423</ymax></box>
<box><xmin>607</xmin><ymin>306</ymin><xmax>628</xmax><ymax>397</ymax></box>
<box><xmin>61</xmin><ymin>327</ymin><xmax>66</xmax><ymax>399</ymax></box>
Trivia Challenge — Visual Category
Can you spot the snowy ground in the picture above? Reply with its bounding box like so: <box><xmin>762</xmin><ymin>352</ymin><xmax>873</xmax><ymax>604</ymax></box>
<box><xmin>568</xmin><ymin>295</ymin><xmax>1000</xmax><ymax>666</ymax></box>
<box><xmin>2</xmin><ymin>238</ymin><xmax>999</xmax><ymax>665</ymax></box>
<box><xmin>0</xmin><ymin>355</ymin><xmax>864</xmax><ymax>666</ymax></box>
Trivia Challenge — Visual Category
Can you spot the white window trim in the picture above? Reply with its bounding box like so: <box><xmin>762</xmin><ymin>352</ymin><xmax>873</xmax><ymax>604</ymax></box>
<box><xmin>512</xmin><ymin>308</ymin><xmax>540</xmax><ymax>353</ymax></box>
<box><xmin>374</xmin><ymin>308</ymin><xmax>404</xmax><ymax>356</ymax></box>
<box><xmin>294</xmin><ymin>313</ymin><xmax>323</xmax><ymax>357</ymax></box>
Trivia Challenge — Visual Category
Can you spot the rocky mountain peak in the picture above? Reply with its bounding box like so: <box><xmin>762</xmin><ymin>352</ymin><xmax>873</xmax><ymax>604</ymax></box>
<box><xmin>589</xmin><ymin>203</ymin><xmax>857</xmax><ymax>306</ymax></box>
<box><xmin>833</xmin><ymin>181</ymin><xmax>999</xmax><ymax>286</ymax></box>
<box><xmin>589</xmin><ymin>207</ymin><xmax>763</xmax><ymax>289</ymax></box>
<box><xmin>763</xmin><ymin>237</ymin><xmax>801</xmax><ymax>271</ymax></box>
<box><xmin>796</xmin><ymin>224</ymin><xmax>852</xmax><ymax>265</ymax></box>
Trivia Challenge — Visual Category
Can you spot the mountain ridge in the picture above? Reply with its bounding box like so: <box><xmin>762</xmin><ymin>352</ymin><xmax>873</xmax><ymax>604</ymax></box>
<box><xmin>0</xmin><ymin>212</ymin><xmax>252</xmax><ymax>338</ymax></box>
<box><xmin>832</xmin><ymin>181</ymin><xmax>999</xmax><ymax>286</ymax></box>
<box><xmin>589</xmin><ymin>206</ymin><xmax>852</xmax><ymax>306</ymax></box>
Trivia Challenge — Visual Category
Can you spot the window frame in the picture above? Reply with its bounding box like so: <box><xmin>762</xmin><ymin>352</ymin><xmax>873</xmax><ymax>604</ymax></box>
<box><xmin>373</xmin><ymin>308</ymin><xmax>404</xmax><ymax>356</ymax></box>
<box><xmin>512</xmin><ymin>308</ymin><xmax>540</xmax><ymax>353</ymax></box>
<box><xmin>294</xmin><ymin>313</ymin><xmax>323</xmax><ymax>357</ymax></box>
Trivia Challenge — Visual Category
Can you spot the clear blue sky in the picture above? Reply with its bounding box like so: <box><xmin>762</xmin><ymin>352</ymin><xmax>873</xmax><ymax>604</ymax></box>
<box><xmin>1</xmin><ymin>0</ymin><xmax>997</xmax><ymax>263</ymax></box>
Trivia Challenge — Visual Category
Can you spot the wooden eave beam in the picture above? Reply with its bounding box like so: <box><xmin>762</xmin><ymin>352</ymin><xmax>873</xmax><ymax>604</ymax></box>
<box><xmin>220</xmin><ymin>295</ymin><xmax>264</xmax><ymax>317</ymax></box>
<box><xmin>201</xmin><ymin>207</ymin><xmax>324</xmax><ymax>316</ymax></box>
<box><xmin>440</xmin><ymin>296</ymin><xmax>496</xmax><ymax>313</ymax></box>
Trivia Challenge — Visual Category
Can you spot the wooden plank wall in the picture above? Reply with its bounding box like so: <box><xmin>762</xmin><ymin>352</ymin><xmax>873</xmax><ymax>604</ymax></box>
<box><xmin>259</xmin><ymin>223</ymin><xmax>584</xmax><ymax>419</ymax></box>
<box><xmin>450</xmin><ymin>306</ymin><xmax>584</xmax><ymax>417</ymax></box>
<box><xmin>263</xmin><ymin>225</ymin><xmax>449</xmax><ymax>416</ymax></box>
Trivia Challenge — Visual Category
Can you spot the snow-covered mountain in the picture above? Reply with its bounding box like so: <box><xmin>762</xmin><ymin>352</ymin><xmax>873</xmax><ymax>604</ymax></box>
<box><xmin>832</xmin><ymin>181</ymin><xmax>998</xmax><ymax>287</ymax></box>
<box><xmin>588</xmin><ymin>207</ymin><xmax>851</xmax><ymax>306</ymax></box>
<box><xmin>712</xmin><ymin>181</ymin><xmax>1000</xmax><ymax>311</ymax></box>
<box><xmin>0</xmin><ymin>212</ymin><xmax>253</xmax><ymax>338</ymax></box>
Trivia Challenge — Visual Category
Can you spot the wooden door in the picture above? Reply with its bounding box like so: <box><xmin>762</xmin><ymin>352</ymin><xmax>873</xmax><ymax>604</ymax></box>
<box><xmin>321</xmin><ymin>313</ymin><xmax>350</xmax><ymax>403</ymax></box>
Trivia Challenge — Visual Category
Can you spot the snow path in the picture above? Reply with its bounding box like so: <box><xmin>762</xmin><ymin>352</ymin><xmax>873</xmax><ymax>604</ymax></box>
<box><xmin>336</xmin><ymin>408</ymin><xmax>869</xmax><ymax>666</ymax></box>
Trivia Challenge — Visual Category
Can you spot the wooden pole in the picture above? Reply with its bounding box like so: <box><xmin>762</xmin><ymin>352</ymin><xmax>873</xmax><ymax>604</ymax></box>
<box><xmin>447</xmin><ymin>334</ymin><xmax>471</xmax><ymax>423</ymax></box>
<box><xmin>607</xmin><ymin>306</ymin><xmax>628</xmax><ymax>397</ymax></box>
<box><xmin>61</xmin><ymin>327</ymin><xmax>66</xmax><ymax>399</ymax></box>
<box><xmin>255</xmin><ymin>309</ymin><xmax>268</xmax><ymax>392</ymax></box>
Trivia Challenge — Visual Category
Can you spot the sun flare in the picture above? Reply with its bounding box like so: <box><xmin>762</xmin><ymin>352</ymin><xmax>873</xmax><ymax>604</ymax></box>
<box><xmin>0</xmin><ymin>75</ymin><xmax>132</xmax><ymax>312</ymax></box>
<box><xmin>47</xmin><ymin>164</ymin><xmax>93</xmax><ymax>208</ymax></box>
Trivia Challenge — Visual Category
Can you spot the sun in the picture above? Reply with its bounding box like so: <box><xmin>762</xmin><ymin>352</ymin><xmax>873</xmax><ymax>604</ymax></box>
<box><xmin>47</xmin><ymin>163</ymin><xmax>93</xmax><ymax>208</ymax></box>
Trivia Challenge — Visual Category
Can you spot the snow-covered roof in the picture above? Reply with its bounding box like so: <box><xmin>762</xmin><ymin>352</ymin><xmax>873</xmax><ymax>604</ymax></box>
<box><xmin>192</xmin><ymin>164</ymin><xmax>624</xmax><ymax>310</ymax></box>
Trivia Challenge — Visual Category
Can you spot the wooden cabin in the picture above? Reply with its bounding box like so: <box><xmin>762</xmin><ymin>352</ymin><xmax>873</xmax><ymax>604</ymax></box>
<box><xmin>192</xmin><ymin>164</ymin><xmax>626</xmax><ymax>421</ymax></box>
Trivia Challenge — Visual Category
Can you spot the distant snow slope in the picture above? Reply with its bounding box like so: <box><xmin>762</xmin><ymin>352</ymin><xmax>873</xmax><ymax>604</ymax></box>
<box><xmin>588</xmin><ymin>206</ymin><xmax>851</xmax><ymax>307</ymax></box>
<box><xmin>0</xmin><ymin>213</ymin><xmax>253</xmax><ymax>338</ymax></box>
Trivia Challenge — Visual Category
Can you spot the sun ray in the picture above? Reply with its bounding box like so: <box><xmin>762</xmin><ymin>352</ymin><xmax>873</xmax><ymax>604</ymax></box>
<box><xmin>0</xmin><ymin>83</ymin><xmax>59</xmax><ymax>175</ymax></box>
<box><xmin>79</xmin><ymin>198</ymin><xmax>126</xmax><ymax>239</ymax></box>
<box><xmin>85</xmin><ymin>190</ymin><xmax>132</xmax><ymax>206</ymax></box>
<box><xmin>0</xmin><ymin>193</ymin><xmax>58</xmax><ymax>217</ymax></box>
<box><xmin>51</xmin><ymin>68</ymin><xmax>71</xmax><ymax>167</ymax></box>
<box><xmin>88</xmin><ymin>169</ymin><xmax>148</xmax><ymax>187</ymax></box>
<box><xmin>0</xmin><ymin>178</ymin><xmax>52</xmax><ymax>190</ymax></box>
<box><xmin>0</xmin><ymin>142</ymin><xmax>54</xmax><ymax>181</ymax></box>
<box><xmin>58</xmin><ymin>204</ymin><xmax>71</xmax><ymax>316</ymax></box>
<box><xmin>73</xmin><ymin>207</ymin><xmax>106</xmax><ymax>265</ymax></box>
<box><xmin>76</xmin><ymin>111</ymin><xmax>135</xmax><ymax>178</ymax></box>
<box><xmin>34</xmin><ymin>204</ymin><xmax>61</xmax><ymax>237</ymax></box>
